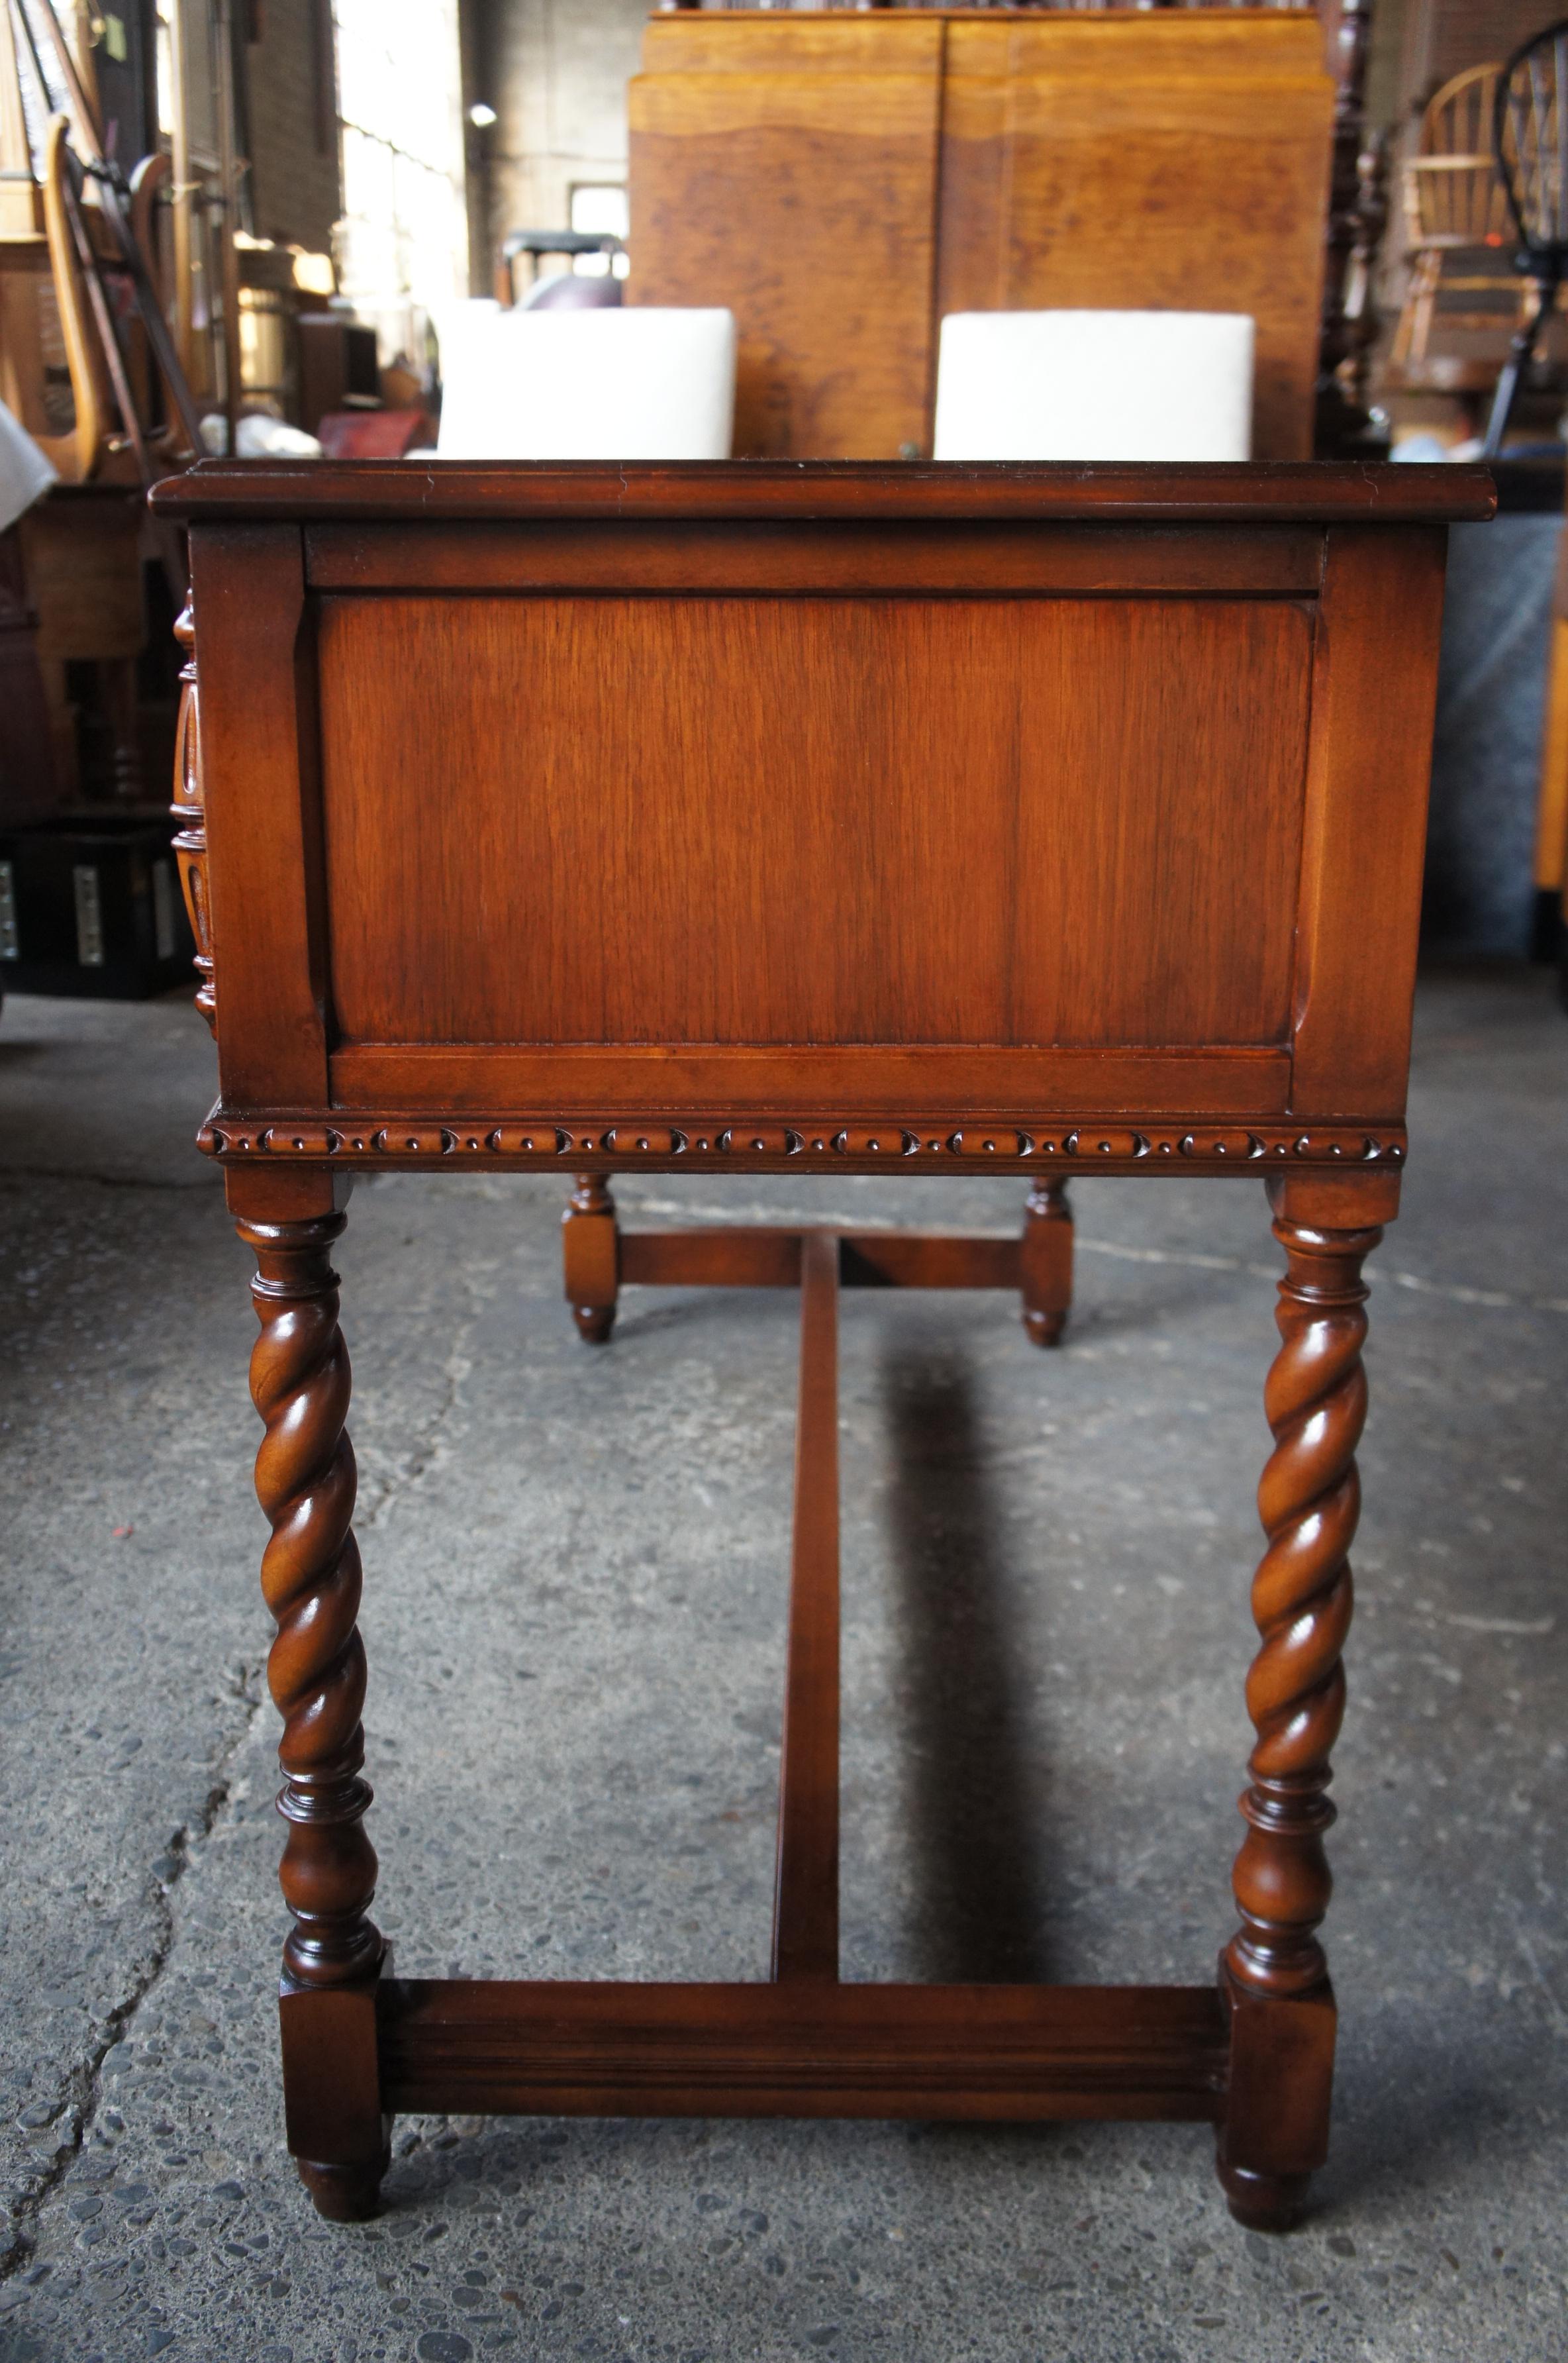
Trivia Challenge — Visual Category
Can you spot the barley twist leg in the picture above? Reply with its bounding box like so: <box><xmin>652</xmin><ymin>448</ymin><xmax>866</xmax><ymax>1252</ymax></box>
<box><xmin>1217</xmin><ymin>1175</ymin><xmax>1387</xmax><ymax>2231</ymax></box>
<box><xmin>239</xmin><ymin>1206</ymin><xmax>387</xmax><ymax>2219</ymax></box>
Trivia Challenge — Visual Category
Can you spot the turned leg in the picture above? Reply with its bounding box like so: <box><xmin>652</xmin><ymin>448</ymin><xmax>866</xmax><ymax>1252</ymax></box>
<box><xmin>234</xmin><ymin>1178</ymin><xmax>389</xmax><ymax>2221</ymax></box>
<box><xmin>1020</xmin><ymin>1179</ymin><xmax>1072</xmax><ymax>1346</ymax></box>
<box><xmin>1216</xmin><ymin>1170</ymin><xmax>1398</xmax><ymax>2231</ymax></box>
<box><xmin>563</xmin><ymin>1172</ymin><xmax>619</xmax><ymax>1343</ymax></box>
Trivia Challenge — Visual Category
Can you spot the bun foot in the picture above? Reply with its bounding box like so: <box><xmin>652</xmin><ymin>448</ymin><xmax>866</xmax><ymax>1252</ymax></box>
<box><xmin>1216</xmin><ymin>2152</ymin><xmax>1312</xmax><ymax>2233</ymax></box>
<box><xmin>571</xmin><ymin>1303</ymin><xmax>616</xmax><ymax>1344</ymax></box>
<box><xmin>1022</xmin><ymin>1307</ymin><xmax>1065</xmax><ymax>1348</ymax></box>
<box><xmin>296</xmin><ymin>2152</ymin><xmax>389</xmax><ymax>2222</ymax></box>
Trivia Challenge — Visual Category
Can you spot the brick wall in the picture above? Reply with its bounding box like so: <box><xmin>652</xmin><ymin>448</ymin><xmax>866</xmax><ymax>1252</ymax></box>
<box><xmin>244</xmin><ymin>0</ymin><xmax>341</xmax><ymax>257</ymax></box>
<box><xmin>1394</xmin><ymin>0</ymin><xmax>1567</xmax><ymax>117</ymax></box>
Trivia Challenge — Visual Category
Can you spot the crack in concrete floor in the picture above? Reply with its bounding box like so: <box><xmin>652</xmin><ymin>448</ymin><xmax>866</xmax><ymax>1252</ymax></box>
<box><xmin>0</xmin><ymin>1656</ymin><xmax>268</xmax><ymax>2282</ymax></box>
<box><xmin>0</xmin><ymin>1253</ymin><xmax>495</xmax><ymax>2280</ymax></box>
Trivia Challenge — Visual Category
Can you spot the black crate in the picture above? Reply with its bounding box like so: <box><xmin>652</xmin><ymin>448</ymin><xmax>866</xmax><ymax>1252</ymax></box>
<box><xmin>0</xmin><ymin>814</ymin><xmax>197</xmax><ymax>999</ymax></box>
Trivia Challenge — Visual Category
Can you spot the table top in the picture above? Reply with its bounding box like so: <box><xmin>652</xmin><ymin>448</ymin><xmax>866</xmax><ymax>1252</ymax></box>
<box><xmin>153</xmin><ymin>457</ymin><xmax>1497</xmax><ymax>528</ymax></box>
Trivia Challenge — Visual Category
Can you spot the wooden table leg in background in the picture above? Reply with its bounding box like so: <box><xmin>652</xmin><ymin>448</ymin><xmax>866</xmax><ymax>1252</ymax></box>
<box><xmin>230</xmin><ymin>1168</ymin><xmax>390</xmax><ymax>2223</ymax></box>
<box><xmin>1216</xmin><ymin>1168</ymin><xmax>1399</xmax><ymax>2229</ymax></box>
<box><xmin>1020</xmin><ymin>1179</ymin><xmax>1073</xmax><ymax>1347</ymax></box>
<box><xmin>564</xmin><ymin>1172</ymin><xmax>620</xmax><ymax>1344</ymax></box>
<box><xmin>565</xmin><ymin>1178</ymin><xmax>1075</xmax><ymax>1349</ymax></box>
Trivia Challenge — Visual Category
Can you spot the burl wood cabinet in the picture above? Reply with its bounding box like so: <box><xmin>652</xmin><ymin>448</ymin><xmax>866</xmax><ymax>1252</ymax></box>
<box><xmin>628</xmin><ymin>10</ymin><xmax>1337</xmax><ymax>461</ymax></box>
<box><xmin>152</xmin><ymin>456</ymin><xmax>1491</xmax><ymax>2231</ymax></box>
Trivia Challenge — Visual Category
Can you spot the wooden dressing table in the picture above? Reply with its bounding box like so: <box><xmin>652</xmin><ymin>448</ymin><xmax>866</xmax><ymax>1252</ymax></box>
<box><xmin>152</xmin><ymin>456</ymin><xmax>1492</xmax><ymax>2231</ymax></box>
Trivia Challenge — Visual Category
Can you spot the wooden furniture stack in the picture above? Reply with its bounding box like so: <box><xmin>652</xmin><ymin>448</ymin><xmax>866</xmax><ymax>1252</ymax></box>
<box><xmin>0</xmin><ymin>0</ymin><xmax>204</xmax><ymax>803</ymax></box>
<box><xmin>153</xmin><ymin>452</ymin><xmax>1491</xmax><ymax>2231</ymax></box>
<box><xmin>628</xmin><ymin>8</ymin><xmax>1340</xmax><ymax>460</ymax></box>
<box><xmin>0</xmin><ymin>7</ymin><xmax>146</xmax><ymax>799</ymax></box>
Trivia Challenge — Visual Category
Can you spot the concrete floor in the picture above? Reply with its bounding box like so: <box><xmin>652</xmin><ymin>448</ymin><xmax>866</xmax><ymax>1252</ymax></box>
<box><xmin>0</xmin><ymin>967</ymin><xmax>1564</xmax><ymax>2363</ymax></box>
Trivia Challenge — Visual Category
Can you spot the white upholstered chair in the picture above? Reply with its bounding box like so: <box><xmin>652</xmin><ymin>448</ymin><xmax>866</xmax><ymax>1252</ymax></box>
<box><xmin>433</xmin><ymin>301</ymin><xmax>737</xmax><ymax>461</ymax></box>
<box><xmin>933</xmin><ymin>310</ymin><xmax>1254</xmax><ymax>463</ymax></box>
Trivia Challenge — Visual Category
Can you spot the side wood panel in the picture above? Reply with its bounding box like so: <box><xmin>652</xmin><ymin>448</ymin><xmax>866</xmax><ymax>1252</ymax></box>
<box><xmin>628</xmin><ymin>17</ymin><xmax>944</xmax><ymax>461</ymax></box>
<box><xmin>303</xmin><ymin>521</ymin><xmax>1325</xmax><ymax>598</ymax></box>
<box><xmin>190</xmin><ymin>525</ymin><xmax>328</xmax><ymax>1108</ymax></box>
<box><xmin>1289</xmin><ymin>526</ymin><xmax>1449</xmax><ymax>1120</ymax></box>
<box><xmin>316</xmin><ymin>593</ymin><xmax>1313</xmax><ymax>1056</ymax></box>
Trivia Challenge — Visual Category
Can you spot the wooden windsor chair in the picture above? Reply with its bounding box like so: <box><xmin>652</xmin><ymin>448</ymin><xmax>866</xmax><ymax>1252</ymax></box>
<box><xmin>1389</xmin><ymin>64</ymin><xmax>1524</xmax><ymax>379</ymax></box>
<box><xmin>1485</xmin><ymin>19</ymin><xmax>1568</xmax><ymax>455</ymax></box>
<box><xmin>152</xmin><ymin>453</ymin><xmax>1491</xmax><ymax>2236</ymax></box>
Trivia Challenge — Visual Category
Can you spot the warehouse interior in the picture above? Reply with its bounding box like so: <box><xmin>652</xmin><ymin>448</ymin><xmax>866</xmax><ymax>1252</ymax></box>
<box><xmin>0</xmin><ymin>5</ymin><xmax>1565</xmax><ymax>2360</ymax></box>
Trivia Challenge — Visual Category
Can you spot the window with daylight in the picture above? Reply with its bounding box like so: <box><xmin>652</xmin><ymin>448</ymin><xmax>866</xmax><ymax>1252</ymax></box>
<box><xmin>333</xmin><ymin>0</ymin><xmax>467</xmax><ymax>340</ymax></box>
<box><xmin>569</xmin><ymin>183</ymin><xmax>630</xmax><ymax>277</ymax></box>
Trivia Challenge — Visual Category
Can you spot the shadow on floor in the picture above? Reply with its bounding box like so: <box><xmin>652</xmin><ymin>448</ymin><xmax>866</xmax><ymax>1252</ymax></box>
<box><xmin>879</xmin><ymin>1334</ymin><xmax>1057</xmax><ymax>1984</ymax></box>
<box><xmin>1318</xmin><ymin>2003</ymin><xmax>1556</xmax><ymax>2220</ymax></box>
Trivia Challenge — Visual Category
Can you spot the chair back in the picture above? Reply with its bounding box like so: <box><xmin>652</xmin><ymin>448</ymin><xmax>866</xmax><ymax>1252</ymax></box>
<box><xmin>1496</xmin><ymin>21</ymin><xmax>1568</xmax><ymax>259</ymax></box>
<box><xmin>932</xmin><ymin>311</ymin><xmax>1253</xmax><ymax>464</ymax></box>
<box><xmin>1407</xmin><ymin>64</ymin><xmax>1512</xmax><ymax>248</ymax></box>
<box><xmin>434</xmin><ymin>303</ymin><xmax>736</xmax><ymax>461</ymax></box>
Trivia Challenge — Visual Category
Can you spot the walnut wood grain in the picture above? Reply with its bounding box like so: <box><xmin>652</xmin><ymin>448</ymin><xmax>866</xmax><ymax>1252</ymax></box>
<box><xmin>630</xmin><ymin>13</ymin><xmax>945</xmax><ymax>460</ymax></box>
<box><xmin>1291</xmin><ymin>527</ymin><xmax>1451</xmax><ymax>1116</ymax></box>
<box><xmin>172</xmin><ymin>459</ymin><xmax>1475</xmax><ymax>2229</ymax></box>
<box><xmin>616</xmin><ymin>1229</ymin><xmax>1027</xmax><ymax>1291</ymax></box>
<box><xmin>938</xmin><ymin>14</ymin><xmax>1333</xmax><ymax>463</ymax></box>
<box><xmin>836</xmin><ymin>1232</ymin><xmax>1022</xmax><ymax>1293</ymax></box>
<box><xmin>1020</xmin><ymin>1179</ymin><xmax>1073</xmax><ymax>1348</ymax></box>
<box><xmin>627</xmin><ymin>11</ymin><xmax>1330</xmax><ymax>461</ymax></box>
<box><xmin>316</xmin><ymin>595</ymin><xmax>1310</xmax><ymax>1060</ymax></box>
<box><xmin>562</xmin><ymin>1173</ymin><xmax>618</xmax><ymax>1344</ymax></box>
<box><xmin>377</xmin><ymin>1980</ymin><xmax>1228</xmax><ymax>2123</ymax></box>
<box><xmin>236</xmin><ymin>1198</ymin><xmax>388</xmax><ymax>2221</ymax></box>
<box><xmin>187</xmin><ymin>527</ymin><xmax>325</xmax><ymax>1110</ymax></box>
<box><xmin>611</xmin><ymin>1225</ymin><xmax>1065</xmax><ymax>1345</ymax></box>
<box><xmin>303</xmin><ymin>520</ymin><xmax>1326</xmax><ymax>598</ymax></box>
<box><xmin>620</xmin><ymin>1226</ymin><xmax>805</xmax><ymax>1291</ymax></box>
<box><xmin>1216</xmin><ymin>1168</ymin><xmax>1393</xmax><ymax>2231</ymax></box>
<box><xmin>150</xmin><ymin>459</ymin><xmax>1495</xmax><ymax>528</ymax></box>
<box><xmin>240</xmin><ymin>1205</ymin><xmax>381</xmax><ymax>1993</ymax></box>
<box><xmin>322</xmin><ymin>1050</ymin><xmax>1297</xmax><ymax>1123</ymax></box>
<box><xmin>1226</xmin><ymin>1182</ymin><xmax>1378</xmax><ymax>2001</ymax></box>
